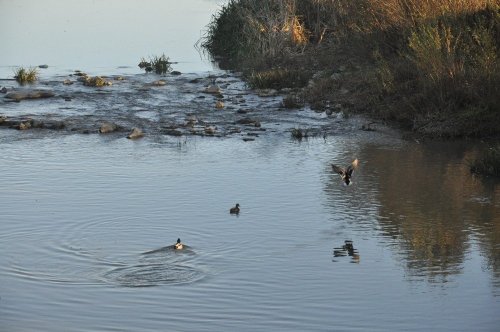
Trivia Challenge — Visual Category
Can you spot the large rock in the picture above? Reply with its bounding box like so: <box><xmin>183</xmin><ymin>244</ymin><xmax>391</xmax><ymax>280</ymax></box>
<box><xmin>4</xmin><ymin>90</ymin><xmax>55</xmax><ymax>102</ymax></box>
<box><xmin>99</xmin><ymin>122</ymin><xmax>118</xmax><ymax>134</ymax></box>
<box><xmin>127</xmin><ymin>128</ymin><xmax>144</xmax><ymax>139</ymax></box>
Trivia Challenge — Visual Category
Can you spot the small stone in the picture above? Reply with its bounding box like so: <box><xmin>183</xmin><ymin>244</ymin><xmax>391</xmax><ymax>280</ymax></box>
<box><xmin>38</xmin><ymin>64</ymin><xmax>49</xmax><ymax>69</ymax></box>
<box><xmin>171</xmin><ymin>71</ymin><xmax>182</xmax><ymax>75</ymax></box>
<box><xmin>215</xmin><ymin>100</ymin><xmax>224</xmax><ymax>109</ymax></box>
<box><xmin>63</xmin><ymin>79</ymin><xmax>73</xmax><ymax>85</ymax></box>
<box><xmin>150</xmin><ymin>80</ymin><xmax>166</xmax><ymax>86</ymax></box>
<box><xmin>99</xmin><ymin>122</ymin><xmax>118</xmax><ymax>134</ymax></box>
<box><xmin>0</xmin><ymin>87</ymin><xmax>7</xmax><ymax>93</ymax></box>
<box><xmin>204</xmin><ymin>126</ymin><xmax>216</xmax><ymax>135</ymax></box>
<box><xmin>204</xmin><ymin>85</ymin><xmax>221</xmax><ymax>94</ymax></box>
<box><xmin>127</xmin><ymin>128</ymin><xmax>144</xmax><ymax>139</ymax></box>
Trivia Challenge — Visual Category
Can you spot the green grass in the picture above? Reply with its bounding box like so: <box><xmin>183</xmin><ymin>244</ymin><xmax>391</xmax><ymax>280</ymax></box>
<box><xmin>138</xmin><ymin>54</ymin><xmax>172</xmax><ymax>74</ymax></box>
<box><xmin>14</xmin><ymin>67</ymin><xmax>38</xmax><ymax>84</ymax></box>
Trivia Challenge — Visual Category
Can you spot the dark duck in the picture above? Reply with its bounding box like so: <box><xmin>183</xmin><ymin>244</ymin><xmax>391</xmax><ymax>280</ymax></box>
<box><xmin>331</xmin><ymin>159</ymin><xmax>359</xmax><ymax>185</ymax></box>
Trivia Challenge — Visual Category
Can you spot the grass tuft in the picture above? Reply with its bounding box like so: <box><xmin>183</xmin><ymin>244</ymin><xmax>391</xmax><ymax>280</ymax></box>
<box><xmin>138</xmin><ymin>54</ymin><xmax>172</xmax><ymax>74</ymax></box>
<box><xmin>14</xmin><ymin>67</ymin><xmax>38</xmax><ymax>84</ymax></box>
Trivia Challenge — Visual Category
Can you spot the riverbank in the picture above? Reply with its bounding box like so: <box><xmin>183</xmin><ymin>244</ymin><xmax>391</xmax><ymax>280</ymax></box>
<box><xmin>202</xmin><ymin>0</ymin><xmax>500</xmax><ymax>138</ymax></box>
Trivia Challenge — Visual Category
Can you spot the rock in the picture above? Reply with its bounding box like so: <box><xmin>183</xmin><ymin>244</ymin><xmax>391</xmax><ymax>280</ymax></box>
<box><xmin>4</xmin><ymin>90</ymin><xmax>55</xmax><ymax>101</ymax></box>
<box><xmin>18</xmin><ymin>120</ymin><xmax>33</xmax><ymax>130</ymax></box>
<box><xmin>164</xmin><ymin>129</ymin><xmax>182</xmax><ymax>136</ymax></box>
<box><xmin>99</xmin><ymin>122</ymin><xmax>118</xmax><ymax>134</ymax></box>
<box><xmin>38</xmin><ymin>64</ymin><xmax>49</xmax><ymax>69</ymax></box>
<box><xmin>204</xmin><ymin>85</ymin><xmax>221</xmax><ymax>94</ymax></box>
<box><xmin>148</xmin><ymin>80</ymin><xmax>166</xmax><ymax>87</ymax></box>
<box><xmin>114</xmin><ymin>76</ymin><xmax>125</xmax><ymax>81</ymax></box>
<box><xmin>83</xmin><ymin>76</ymin><xmax>112</xmax><ymax>87</ymax></box>
<box><xmin>204</xmin><ymin>126</ymin><xmax>216</xmax><ymax>135</ymax></box>
<box><xmin>63</xmin><ymin>79</ymin><xmax>73</xmax><ymax>85</ymax></box>
<box><xmin>74</xmin><ymin>71</ymin><xmax>87</xmax><ymax>77</ymax></box>
<box><xmin>242</xmin><ymin>137</ymin><xmax>255</xmax><ymax>142</ymax></box>
<box><xmin>236</xmin><ymin>117</ymin><xmax>261</xmax><ymax>127</ymax></box>
<box><xmin>215</xmin><ymin>100</ymin><xmax>224</xmax><ymax>109</ymax></box>
<box><xmin>127</xmin><ymin>128</ymin><xmax>144</xmax><ymax>139</ymax></box>
<box><xmin>257</xmin><ymin>89</ymin><xmax>278</xmax><ymax>97</ymax></box>
<box><xmin>171</xmin><ymin>71</ymin><xmax>182</xmax><ymax>75</ymax></box>
<box><xmin>189</xmin><ymin>78</ymin><xmax>202</xmax><ymax>84</ymax></box>
<box><xmin>0</xmin><ymin>87</ymin><xmax>7</xmax><ymax>93</ymax></box>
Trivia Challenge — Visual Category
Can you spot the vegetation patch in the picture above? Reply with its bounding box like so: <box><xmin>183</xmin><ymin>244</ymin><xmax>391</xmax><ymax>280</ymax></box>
<box><xmin>246</xmin><ymin>68</ymin><xmax>311</xmax><ymax>90</ymax></box>
<box><xmin>14</xmin><ymin>67</ymin><xmax>38</xmax><ymax>85</ymax></box>
<box><xmin>138</xmin><ymin>54</ymin><xmax>172</xmax><ymax>74</ymax></box>
<box><xmin>203</xmin><ymin>0</ymin><xmax>500</xmax><ymax>138</ymax></box>
<box><xmin>470</xmin><ymin>146</ymin><xmax>500</xmax><ymax>177</ymax></box>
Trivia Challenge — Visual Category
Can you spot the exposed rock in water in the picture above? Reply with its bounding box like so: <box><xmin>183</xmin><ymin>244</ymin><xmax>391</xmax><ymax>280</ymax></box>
<box><xmin>215</xmin><ymin>100</ymin><xmax>224</xmax><ymax>109</ymax></box>
<box><xmin>127</xmin><ymin>128</ymin><xmax>144</xmax><ymax>139</ymax></box>
<box><xmin>0</xmin><ymin>87</ymin><xmax>7</xmax><ymax>94</ymax></box>
<box><xmin>146</xmin><ymin>80</ymin><xmax>166</xmax><ymax>87</ymax></box>
<box><xmin>204</xmin><ymin>85</ymin><xmax>221</xmax><ymax>95</ymax></box>
<box><xmin>171</xmin><ymin>71</ymin><xmax>182</xmax><ymax>75</ymax></box>
<box><xmin>83</xmin><ymin>76</ymin><xmax>112</xmax><ymax>87</ymax></box>
<box><xmin>163</xmin><ymin>129</ymin><xmax>183</xmax><ymax>136</ymax></box>
<box><xmin>38</xmin><ymin>64</ymin><xmax>49</xmax><ymax>69</ymax></box>
<box><xmin>99</xmin><ymin>122</ymin><xmax>118</xmax><ymax>134</ymax></box>
<box><xmin>63</xmin><ymin>79</ymin><xmax>73</xmax><ymax>85</ymax></box>
<box><xmin>236</xmin><ymin>117</ymin><xmax>261</xmax><ymax>127</ymax></box>
<box><xmin>4</xmin><ymin>90</ymin><xmax>55</xmax><ymax>102</ymax></box>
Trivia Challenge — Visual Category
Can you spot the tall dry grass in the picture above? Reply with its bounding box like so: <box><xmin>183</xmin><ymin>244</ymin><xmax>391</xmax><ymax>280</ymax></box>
<box><xmin>203</xmin><ymin>0</ymin><xmax>500</xmax><ymax>136</ymax></box>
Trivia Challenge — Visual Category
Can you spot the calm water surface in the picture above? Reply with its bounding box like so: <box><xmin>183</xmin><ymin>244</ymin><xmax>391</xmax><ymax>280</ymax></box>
<box><xmin>1</xmin><ymin>1</ymin><xmax>499</xmax><ymax>331</ymax></box>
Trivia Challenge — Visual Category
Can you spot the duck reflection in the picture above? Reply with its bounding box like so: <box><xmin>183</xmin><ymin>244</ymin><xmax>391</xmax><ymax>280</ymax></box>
<box><xmin>333</xmin><ymin>240</ymin><xmax>360</xmax><ymax>263</ymax></box>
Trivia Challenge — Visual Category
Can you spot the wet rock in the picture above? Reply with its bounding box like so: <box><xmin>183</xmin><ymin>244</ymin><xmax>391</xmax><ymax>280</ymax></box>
<box><xmin>99</xmin><ymin>122</ymin><xmax>118</xmax><ymax>134</ymax></box>
<box><xmin>171</xmin><ymin>71</ymin><xmax>181</xmax><ymax>75</ymax></box>
<box><xmin>215</xmin><ymin>100</ymin><xmax>224</xmax><ymax>109</ymax></box>
<box><xmin>114</xmin><ymin>76</ymin><xmax>125</xmax><ymax>81</ymax></box>
<box><xmin>189</xmin><ymin>78</ymin><xmax>202</xmax><ymax>84</ymax></box>
<box><xmin>74</xmin><ymin>71</ymin><xmax>87</xmax><ymax>77</ymax></box>
<box><xmin>127</xmin><ymin>128</ymin><xmax>144</xmax><ymax>139</ymax></box>
<box><xmin>4</xmin><ymin>90</ymin><xmax>55</xmax><ymax>102</ymax></box>
<box><xmin>204</xmin><ymin>85</ymin><xmax>221</xmax><ymax>95</ymax></box>
<box><xmin>236</xmin><ymin>117</ymin><xmax>261</xmax><ymax>127</ymax></box>
<box><xmin>0</xmin><ymin>87</ymin><xmax>7</xmax><ymax>94</ymax></box>
<box><xmin>147</xmin><ymin>80</ymin><xmax>166</xmax><ymax>87</ymax></box>
<box><xmin>38</xmin><ymin>64</ymin><xmax>49</xmax><ymax>69</ymax></box>
<box><xmin>204</xmin><ymin>126</ymin><xmax>216</xmax><ymax>135</ymax></box>
<box><xmin>18</xmin><ymin>119</ymin><xmax>33</xmax><ymax>130</ymax></box>
<box><xmin>257</xmin><ymin>89</ymin><xmax>278</xmax><ymax>97</ymax></box>
<box><xmin>63</xmin><ymin>79</ymin><xmax>73</xmax><ymax>85</ymax></box>
<box><xmin>242</xmin><ymin>137</ymin><xmax>255</xmax><ymax>142</ymax></box>
<box><xmin>83</xmin><ymin>76</ymin><xmax>112</xmax><ymax>87</ymax></box>
<box><xmin>164</xmin><ymin>129</ymin><xmax>182</xmax><ymax>136</ymax></box>
<box><xmin>236</xmin><ymin>109</ymin><xmax>248</xmax><ymax>114</ymax></box>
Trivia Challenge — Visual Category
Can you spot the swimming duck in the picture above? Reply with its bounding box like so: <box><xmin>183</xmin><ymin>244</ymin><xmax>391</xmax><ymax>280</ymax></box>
<box><xmin>175</xmin><ymin>238</ymin><xmax>184</xmax><ymax>250</ymax></box>
<box><xmin>229</xmin><ymin>203</ymin><xmax>240</xmax><ymax>214</ymax></box>
<box><xmin>331</xmin><ymin>158</ymin><xmax>359</xmax><ymax>185</ymax></box>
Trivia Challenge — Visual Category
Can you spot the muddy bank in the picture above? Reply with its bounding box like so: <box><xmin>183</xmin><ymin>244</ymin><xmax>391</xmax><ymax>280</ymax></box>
<box><xmin>0</xmin><ymin>70</ymin><xmax>391</xmax><ymax>141</ymax></box>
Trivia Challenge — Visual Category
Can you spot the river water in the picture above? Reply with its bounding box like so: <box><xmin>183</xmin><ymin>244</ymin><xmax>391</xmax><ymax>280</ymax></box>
<box><xmin>1</xmin><ymin>1</ymin><xmax>499</xmax><ymax>331</ymax></box>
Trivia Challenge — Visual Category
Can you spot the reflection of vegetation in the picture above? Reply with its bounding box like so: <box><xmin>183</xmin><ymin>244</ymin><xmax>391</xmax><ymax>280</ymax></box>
<box><xmin>470</xmin><ymin>146</ymin><xmax>500</xmax><ymax>177</ymax></box>
<box><xmin>14</xmin><ymin>67</ymin><xmax>38</xmax><ymax>84</ymax></box>
<box><xmin>138</xmin><ymin>54</ymin><xmax>172</xmax><ymax>74</ymax></box>
<box><xmin>327</xmin><ymin>142</ymin><xmax>500</xmax><ymax>284</ymax></box>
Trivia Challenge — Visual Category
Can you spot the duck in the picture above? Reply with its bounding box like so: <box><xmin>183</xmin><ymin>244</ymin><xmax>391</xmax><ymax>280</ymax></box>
<box><xmin>331</xmin><ymin>158</ymin><xmax>359</xmax><ymax>185</ymax></box>
<box><xmin>174</xmin><ymin>238</ymin><xmax>184</xmax><ymax>250</ymax></box>
<box><xmin>229</xmin><ymin>203</ymin><xmax>240</xmax><ymax>214</ymax></box>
